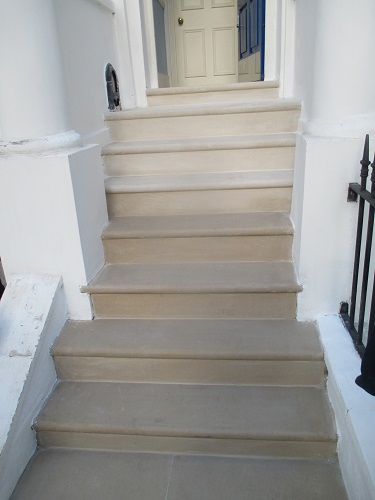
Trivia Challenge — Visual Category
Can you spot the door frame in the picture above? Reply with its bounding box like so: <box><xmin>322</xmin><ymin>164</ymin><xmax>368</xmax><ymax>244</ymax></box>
<box><xmin>140</xmin><ymin>0</ymin><xmax>294</xmax><ymax>90</ymax></box>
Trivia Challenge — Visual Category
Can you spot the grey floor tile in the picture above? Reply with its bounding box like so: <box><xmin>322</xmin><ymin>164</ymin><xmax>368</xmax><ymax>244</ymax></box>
<box><xmin>11</xmin><ymin>449</ymin><xmax>172</xmax><ymax>500</ymax></box>
<box><xmin>166</xmin><ymin>455</ymin><xmax>348</xmax><ymax>500</ymax></box>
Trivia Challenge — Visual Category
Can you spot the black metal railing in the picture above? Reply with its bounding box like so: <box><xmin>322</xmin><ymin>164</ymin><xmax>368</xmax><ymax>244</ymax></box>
<box><xmin>341</xmin><ymin>134</ymin><xmax>375</xmax><ymax>396</ymax></box>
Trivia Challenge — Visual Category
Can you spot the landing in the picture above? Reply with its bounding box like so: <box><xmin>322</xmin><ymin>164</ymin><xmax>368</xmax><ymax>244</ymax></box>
<box><xmin>12</xmin><ymin>449</ymin><xmax>347</xmax><ymax>500</ymax></box>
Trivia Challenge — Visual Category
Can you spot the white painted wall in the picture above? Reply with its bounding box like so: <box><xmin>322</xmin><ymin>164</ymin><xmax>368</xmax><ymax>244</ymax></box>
<box><xmin>54</xmin><ymin>0</ymin><xmax>119</xmax><ymax>144</ymax></box>
<box><xmin>0</xmin><ymin>146</ymin><xmax>108</xmax><ymax>319</ymax></box>
<box><xmin>291</xmin><ymin>1</ymin><xmax>375</xmax><ymax>319</ymax></box>
<box><xmin>113</xmin><ymin>0</ymin><xmax>148</xmax><ymax>108</ymax></box>
<box><xmin>263</xmin><ymin>0</ymin><xmax>280</xmax><ymax>83</ymax></box>
<box><xmin>0</xmin><ymin>274</ymin><xmax>68</xmax><ymax>500</ymax></box>
<box><xmin>294</xmin><ymin>0</ymin><xmax>375</xmax><ymax>137</ymax></box>
<box><xmin>140</xmin><ymin>0</ymin><xmax>159</xmax><ymax>89</ymax></box>
<box><xmin>0</xmin><ymin>0</ymin><xmax>70</xmax><ymax>139</ymax></box>
<box><xmin>292</xmin><ymin>136</ymin><xmax>363</xmax><ymax>319</ymax></box>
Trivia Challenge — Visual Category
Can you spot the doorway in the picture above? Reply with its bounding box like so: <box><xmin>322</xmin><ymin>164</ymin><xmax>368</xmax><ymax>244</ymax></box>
<box><xmin>152</xmin><ymin>0</ymin><xmax>266</xmax><ymax>88</ymax></box>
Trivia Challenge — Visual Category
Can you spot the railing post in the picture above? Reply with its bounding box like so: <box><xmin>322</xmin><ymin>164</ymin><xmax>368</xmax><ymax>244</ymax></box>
<box><xmin>357</xmin><ymin>148</ymin><xmax>375</xmax><ymax>342</ymax></box>
<box><xmin>348</xmin><ymin>135</ymin><xmax>370</xmax><ymax>334</ymax></box>
<box><xmin>355</xmin><ymin>149</ymin><xmax>375</xmax><ymax>396</ymax></box>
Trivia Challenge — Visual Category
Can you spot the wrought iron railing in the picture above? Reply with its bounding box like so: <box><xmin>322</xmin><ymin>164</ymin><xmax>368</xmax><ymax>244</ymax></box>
<box><xmin>341</xmin><ymin>135</ymin><xmax>375</xmax><ymax>396</ymax></box>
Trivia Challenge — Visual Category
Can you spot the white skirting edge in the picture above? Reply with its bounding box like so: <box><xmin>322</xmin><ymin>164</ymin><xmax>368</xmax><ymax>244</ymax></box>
<box><xmin>0</xmin><ymin>130</ymin><xmax>82</xmax><ymax>156</ymax></box>
<box><xmin>317</xmin><ymin>315</ymin><xmax>375</xmax><ymax>500</ymax></box>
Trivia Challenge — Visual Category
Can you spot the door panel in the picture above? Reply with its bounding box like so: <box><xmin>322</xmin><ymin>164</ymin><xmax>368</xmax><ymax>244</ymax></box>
<box><xmin>181</xmin><ymin>0</ymin><xmax>204</xmax><ymax>9</ymax></box>
<box><xmin>173</xmin><ymin>0</ymin><xmax>238</xmax><ymax>86</ymax></box>
<box><xmin>184</xmin><ymin>30</ymin><xmax>207</xmax><ymax>77</ymax></box>
<box><xmin>213</xmin><ymin>27</ymin><xmax>236</xmax><ymax>76</ymax></box>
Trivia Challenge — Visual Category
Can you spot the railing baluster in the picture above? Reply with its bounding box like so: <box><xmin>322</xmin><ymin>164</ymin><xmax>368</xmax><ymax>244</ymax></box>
<box><xmin>344</xmin><ymin>135</ymin><xmax>375</xmax><ymax>396</ymax></box>
<box><xmin>357</xmin><ymin>151</ymin><xmax>375</xmax><ymax>342</ymax></box>
<box><xmin>349</xmin><ymin>135</ymin><xmax>370</xmax><ymax>332</ymax></box>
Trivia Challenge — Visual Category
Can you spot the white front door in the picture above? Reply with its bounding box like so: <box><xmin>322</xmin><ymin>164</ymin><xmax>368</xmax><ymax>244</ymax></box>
<box><xmin>172</xmin><ymin>0</ymin><xmax>238</xmax><ymax>87</ymax></box>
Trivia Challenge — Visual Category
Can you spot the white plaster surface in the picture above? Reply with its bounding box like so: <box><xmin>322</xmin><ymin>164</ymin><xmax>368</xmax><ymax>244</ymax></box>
<box><xmin>113</xmin><ymin>0</ymin><xmax>148</xmax><ymax>108</ymax></box>
<box><xmin>139</xmin><ymin>0</ymin><xmax>159</xmax><ymax>89</ymax></box>
<box><xmin>278</xmin><ymin>0</ymin><xmax>296</xmax><ymax>98</ymax></box>
<box><xmin>54</xmin><ymin>0</ymin><xmax>119</xmax><ymax>141</ymax></box>
<box><xmin>0</xmin><ymin>146</ymin><xmax>107</xmax><ymax>319</ymax></box>
<box><xmin>318</xmin><ymin>315</ymin><xmax>375</xmax><ymax>500</ymax></box>
<box><xmin>264</xmin><ymin>0</ymin><xmax>279</xmax><ymax>84</ymax></box>
<box><xmin>294</xmin><ymin>0</ymin><xmax>375</xmax><ymax>135</ymax></box>
<box><xmin>292</xmin><ymin>136</ymin><xmax>363</xmax><ymax>320</ymax></box>
<box><xmin>0</xmin><ymin>274</ymin><xmax>68</xmax><ymax>500</ymax></box>
<box><xmin>0</xmin><ymin>0</ymin><xmax>70</xmax><ymax>139</ymax></box>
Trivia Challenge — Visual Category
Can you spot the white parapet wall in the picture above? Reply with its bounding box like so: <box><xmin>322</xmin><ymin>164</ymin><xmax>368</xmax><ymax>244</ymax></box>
<box><xmin>0</xmin><ymin>145</ymin><xmax>108</xmax><ymax>320</ymax></box>
<box><xmin>318</xmin><ymin>316</ymin><xmax>375</xmax><ymax>500</ymax></box>
<box><xmin>0</xmin><ymin>274</ymin><xmax>68</xmax><ymax>500</ymax></box>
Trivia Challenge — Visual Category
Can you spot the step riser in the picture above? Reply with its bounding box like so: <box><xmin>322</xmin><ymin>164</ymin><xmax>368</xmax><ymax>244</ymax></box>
<box><xmin>107</xmin><ymin>110</ymin><xmax>300</xmax><ymax>141</ymax></box>
<box><xmin>103</xmin><ymin>147</ymin><xmax>295</xmax><ymax>177</ymax></box>
<box><xmin>37</xmin><ymin>431</ymin><xmax>336</xmax><ymax>459</ymax></box>
<box><xmin>103</xmin><ymin>235</ymin><xmax>293</xmax><ymax>264</ymax></box>
<box><xmin>106</xmin><ymin>188</ymin><xmax>292</xmax><ymax>217</ymax></box>
<box><xmin>147</xmin><ymin>88</ymin><xmax>279</xmax><ymax>107</ymax></box>
<box><xmin>91</xmin><ymin>293</ymin><xmax>297</xmax><ymax>319</ymax></box>
<box><xmin>54</xmin><ymin>357</ymin><xmax>325</xmax><ymax>386</ymax></box>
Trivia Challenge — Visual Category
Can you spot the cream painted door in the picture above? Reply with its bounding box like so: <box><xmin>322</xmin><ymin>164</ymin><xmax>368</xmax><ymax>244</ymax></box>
<box><xmin>173</xmin><ymin>0</ymin><xmax>238</xmax><ymax>87</ymax></box>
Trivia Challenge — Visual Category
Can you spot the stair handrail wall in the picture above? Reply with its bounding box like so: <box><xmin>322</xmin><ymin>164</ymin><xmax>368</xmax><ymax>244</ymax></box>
<box><xmin>341</xmin><ymin>134</ymin><xmax>375</xmax><ymax>396</ymax></box>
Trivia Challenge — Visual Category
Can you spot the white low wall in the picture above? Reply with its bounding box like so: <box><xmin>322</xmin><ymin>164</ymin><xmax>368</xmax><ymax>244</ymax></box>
<box><xmin>318</xmin><ymin>316</ymin><xmax>375</xmax><ymax>500</ymax></box>
<box><xmin>0</xmin><ymin>146</ymin><xmax>108</xmax><ymax>320</ymax></box>
<box><xmin>0</xmin><ymin>274</ymin><xmax>68</xmax><ymax>500</ymax></box>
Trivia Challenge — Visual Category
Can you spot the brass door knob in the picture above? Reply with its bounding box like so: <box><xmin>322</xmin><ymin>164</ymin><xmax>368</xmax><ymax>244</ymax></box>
<box><xmin>178</xmin><ymin>17</ymin><xmax>184</xmax><ymax>25</ymax></box>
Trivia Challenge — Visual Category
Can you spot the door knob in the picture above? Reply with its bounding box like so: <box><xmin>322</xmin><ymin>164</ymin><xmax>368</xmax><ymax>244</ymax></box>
<box><xmin>178</xmin><ymin>17</ymin><xmax>184</xmax><ymax>25</ymax></box>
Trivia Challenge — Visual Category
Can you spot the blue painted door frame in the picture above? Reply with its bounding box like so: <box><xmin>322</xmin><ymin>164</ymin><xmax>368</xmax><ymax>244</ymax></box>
<box><xmin>238</xmin><ymin>0</ymin><xmax>266</xmax><ymax>80</ymax></box>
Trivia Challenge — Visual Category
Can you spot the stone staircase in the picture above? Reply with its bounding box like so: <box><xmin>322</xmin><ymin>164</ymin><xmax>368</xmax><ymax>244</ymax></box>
<box><xmin>11</xmin><ymin>83</ymin><xmax>348</xmax><ymax>499</ymax></box>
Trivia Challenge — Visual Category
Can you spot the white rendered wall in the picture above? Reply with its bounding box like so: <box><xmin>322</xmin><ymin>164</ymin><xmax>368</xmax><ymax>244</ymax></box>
<box><xmin>263</xmin><ymin>0</ymin><xmax>280</xmax><ymax>83</ymax></box>
<box><xmin>54</xmin><ymin>0</ymin><xmax>119</xmax><ymax>145</ymax></box>
<box><xmin>0</xmin><ymin>147</ymin><xmax>108</xmax><ymax>319</ymax></box>
<box><xmin>294</xmin><ymin>0</ymin><xmax>375</xmax><ymax>137</ymax></box>
<box><xmin>0</xmin><ymin>0</ymin><xmax>69</xmax><ymax>139</ymax></box>
<box><xmin>113</xmin><ymin>0</ymin><xmax>148</xmax><ymax>108</ymax></box>
<box><xmin>291</xmin><ymin>1</ymin><xmax>375</xmax><ymax>319</ymax></box>
<box><xmin>0</xmin><ymin>275</ymin><xmax>68</xmax><ymax>500</ymax></box>
<box><xmin>292</xmin><ymin>136</ymin><xmax>362</xmax><ymax>319</ymax></box>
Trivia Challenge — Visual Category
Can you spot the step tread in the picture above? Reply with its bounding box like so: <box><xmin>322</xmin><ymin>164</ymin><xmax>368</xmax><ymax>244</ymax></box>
<box><xmin>146</xmin><ymin>81</ymin><xmax>279</xmax><ymax>96</ymax></box>
<box><xmin>11</xmin><ymin>449</ymin><xmax>347</xmax><ymax>500</ymax></box>
<box><xmin>81</xmin><ymin>262</ymin><xmax>302</xmax><ymax>294</ymax></box>
<box><xmin>35</xmin><ymin>382</ymin><xmax>336</xmax><ymax>442</ymax></box>
<box><xmin>52</xmin><ymin>319</ymin><xmax>322</xmax><ymax>360</ymax></box>
<box><xmin>102</xmin><ymin>133</ymin><xmax>296</xmax><ymax>155</ymax></box>
<box><xmin>105</xmin><ymin>98</ymin><xmax>301</xmax><ymax>121</ymax></box>
<box><xmin>105</xmin><ymin>170</ymin><xmax>293</xmax><ymax>194</ymax></box>
<box><xmin>102</xmin><ymin>212</ymin><xmax>294</xmax><ymax>239</ymax></box>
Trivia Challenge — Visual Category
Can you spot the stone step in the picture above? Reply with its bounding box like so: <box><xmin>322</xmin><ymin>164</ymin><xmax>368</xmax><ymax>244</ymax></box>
<box><xmin>52</xmin><ymin>319</ymin><xmax>325</xmax><ymax>386</ymax></box>
<box><xmin>82</xmin><ymin>261</ymin><xmax>301</xmax><ymax>319</ymax></box>
<box><xmin>105</xmin><ymin>170</ymin><xmax>293</xmax><ymax>217</ymax></box>
<box><xmin>102</xmin><ymin>133</ymin><xmax>296</xmax><ymax>177</ymax></box>
<box><xmin>105</xmin><ymin>99</ymin><xmax>301</xmax><ymax>141</ymax></box>
<box><xmin>147</xmin><ymin>81</ymin><xmax>279</xmax><ymax>106</ymax></box>
<box><xmin>11</xmin><ymin>449</ymin><xmax>348</xmax><ymax>500</ymax></box>
<box><xmin>34</xmin><ymin>382</ymin><xmax>337</xmax><ymax>458</ymax></box>
<box><xmin>102</xmin><ymin>212</ymin><xmax>293</xmax><ymax>263</ymax></box>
